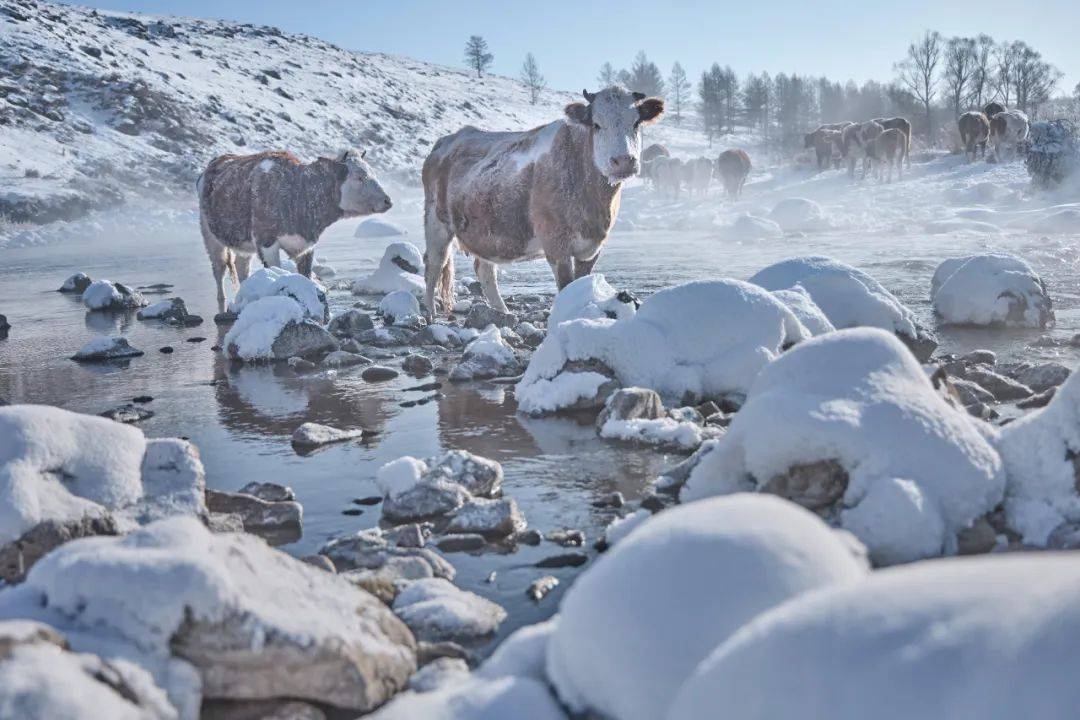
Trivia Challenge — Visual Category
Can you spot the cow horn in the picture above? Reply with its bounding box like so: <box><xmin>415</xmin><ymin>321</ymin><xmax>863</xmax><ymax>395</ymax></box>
<box><xmin>633</xmin><ymin>91</ymin><xmax>646</xmax><ymax>101</ymax></box>
<box><xmin>583</xmin><ymin>89</ymin><xmax>596</xmax><ymax>103</ymax></box>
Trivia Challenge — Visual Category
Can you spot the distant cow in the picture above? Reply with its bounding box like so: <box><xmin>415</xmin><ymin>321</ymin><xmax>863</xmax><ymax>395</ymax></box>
<box><xmin>642</xmin><ymin>143</ymin><xmax>670</xmax><ymax>164</ymax></box>
<box><xmin>872</xmin><ymin>117</ymin><xmax>911</xmax><ymax>167</ymax></box>
<box><xmin>805</xmin><ymin>123</ymin><xmax>852</xmax><ymax>170</ymax></box>
<box><xmin>989</xmin><ymin>109</ymin><xmax>1030</xmax><ymax>162</ymax></box>
<box><xmin>870</xmin><ymin>128</ymin><xmax>906</xmax><ymax>182</ymax></box>
<box><xmin>198</xmin><ymin>149</ymin><xmax>392</xmax><ymax>312</ymax></box>
<box><xmin>983</xmin><ymin>102</ymin><xmax>1006</xmax><ymax>119</ymax></box>
<box><xmin>681</xmin><ymin>157</ymin><xmax>713</xmax><ymax>198</ymax></box>
<box><xmin>421</xmin><ymin>87</ymin><xmax>664</xmax><ymax>317</ymax></box>
<box><xmin>840</xmin><ymin>121</ymin><xmax>884</xmax><ymax>179</ymax></box>
<box><xmin>958</xmin><ymin>111</ymin><xmax>991</xmax><ymax>162</ymax></box>
<box><xmin>715</xmin><ymin>149</ymin><xmax>751</xmax><ymax>200</ymax></box>
<box><xmin>651</xmin><ymin>156</ymin><xmax>684</xmax><ymax>200</ymax></box>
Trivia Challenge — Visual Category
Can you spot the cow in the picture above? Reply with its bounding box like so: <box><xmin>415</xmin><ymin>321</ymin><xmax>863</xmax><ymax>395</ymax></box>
<box><xmin>421</xmin><ymin>87</ymin><xmax>664</xmax><ymax>318</ymax></box>
<box><xmin>681</xmin><ymin>157</ymin><xmax>713</xmax><ymax>198</ymax></box>
<box><xmin>198</xmin><ymin>149</ymin><xmax>392</xmax><ymax>313</ymax></box>
<box><xmin>958</xmin><ymin>111</ymin><xmax>991</xmax><ymax>162</ymax></box>
<box><xmin>872</xmin><ymin>117</ymin><xmax>911</xmax><ymax>167</ymax></box>
<box><xmin>715</xmin><ymin>149</ymin><xmax>751</xmax><ymax>200</ymax></box>
<box><xmin>870</xmin><ymin>128</ymin><xmax>906</xmax><ymax>182</ymax></box>
<box><xmin>989</xmin><ymin>109</ymin><xmax>1030</xmax><ymax>162</ymax></box>
<box><xmin>840</xmin><ymin>121</ymin><xmax>884</xmax><ymax>179</ymax></box>
<box><xmin>983</xmin><ymin>101</ymin><xmax>1006</xmax><ymax>119</ymax></box>
<box><xmin>651</xmin><ymin>156</ymin><xmax>684</xmax><ymax>199</ymax></box>
<box><xmin>642</xmin><ymin>143</ymin><xmax>670</xmax><ymax>163</ymax></box>
<box><xmin>804</xmin><ymin>123</ymin><xmax>852</xmax><ymax>171</ymax></box>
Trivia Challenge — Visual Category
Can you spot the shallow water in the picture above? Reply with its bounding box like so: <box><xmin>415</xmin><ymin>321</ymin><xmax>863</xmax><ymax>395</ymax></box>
<box><xmin>2</xmin><ymin>160</ymin><xmax>1079</xmax><ymax>655</ymax></box>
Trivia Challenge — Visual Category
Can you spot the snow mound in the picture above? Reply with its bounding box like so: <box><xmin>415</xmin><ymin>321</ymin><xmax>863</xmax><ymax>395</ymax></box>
<box><xmin>73</xmin><ymin>336</ymin><xmax>144</xmax><ymax>361</ymax></box>
<box><xmin>682</xmin><ymin>328</ymin><xmax>1005</xmax><ymax>565</ymax></box>
<box><xmin>228</xmin><ymin>267</ymin><xmax>328</xmax><ymax>323</ymax></box>
<box><xmin>517</xmin><ymin>280</ymin><xmax>809</xmax><ymax>413</ymax></box>
<box><xmin>82</xmin><ymin>280</ymin><xmax>148</xmax><ymax>311</ymax></box>
<box><xmin>1025</xmin><ymin>208</ymin><xmax>1080</xmax><ymax>234</ymax></box>
<box><xmin>223</xmin><ymin>296</ymin><xmax>304</xmax><ymax>361</ymax></box>
<box><xmin>355</xmin><ymin>218</ymin><xmax>408</xmax><ymax>238</ymax></box>
<box><xmin>996</xmin><ymin>368</ymin><xmax>1080</xmax><ymax>545</ymax></box>
<box><xmin>749</xmin><ymin>256</ymin><xmax>920</xmax><ymax>341</ymax></box>
<box><xmin>548</xmin><ymin>274</ymin><xmax>637</xmax><ymax>328</ymax></box>
<box><xmin>378</xmin><ymin>290</ymin><xmax>422</xmax><ymax>325</ymax></box>
<box><xmin>368</xmin><ymin>676</ymin><xmax>566</xmax><ymax>720</ymax></box>
<box><xmin>668</xmin><ymin>553</ymin><xmax>1080</xmax><ymax>720</ymax></box>
<box><xmin>770</xmin><ymin>287</ymin><xmax>835</xmax><ymax>336</ymax></box>
<box><xmin>477</xmin><ymin>617</ymin><xmax>558</xmax><ymax>682</ymax></box>
<box><xmin>546</xmin><ymin>494</ymin><xmax>868</xmax><ymax>720</ymax></box>
<box><xmin>924</xmin><ymin>218</ymin><xmax>1003</xmax><ymax>235</ymax></box>
<box><xmin>450</xmin><ymin>325</ymin><xmax>521</xmax><ymax>381</ymax></box>
<box><xmin>931</xmin><ymin>254</ymin><xmax>1054</xmax><ymax>328</ymax></box>
<box><xmin>351</xmin><ymin>242</ymin><xmax>425</xmax><ymax>296</ymax></box>
<box><xmin>720</xmin><ymin>213</ymin><xmax>783</xmax><ymax>241</ymax></box>
<box><xmin>769</xmin><ymin>198</ymin><xmax>829</xmax><ymax>231</ymax></box>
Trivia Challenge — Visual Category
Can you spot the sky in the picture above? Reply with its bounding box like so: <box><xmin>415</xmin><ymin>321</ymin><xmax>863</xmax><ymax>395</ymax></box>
<box><xmin>54</xmin><ymin>0</ymin><xmax>1078</xmax><ymax>93</ymax></box>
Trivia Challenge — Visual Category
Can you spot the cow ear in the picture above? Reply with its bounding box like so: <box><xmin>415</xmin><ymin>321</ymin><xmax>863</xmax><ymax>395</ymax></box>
<box><xmin>632</xmin><ymin>91</ymin><xmax>646</xmax><ymax>101</ymax></box>
<box><xmin>565</xmin><ymin>102</ymin><xmax>591</xmax><ymax>126</ymax></box>
<box><xmin>637</xmin><ymin>97</ymin><xmax>664</xmax><ymax>125</ymax></box>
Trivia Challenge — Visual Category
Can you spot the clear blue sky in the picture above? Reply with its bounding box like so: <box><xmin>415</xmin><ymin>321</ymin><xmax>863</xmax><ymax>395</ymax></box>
<box><xmin>56</xmin><ymin>0</ymin><xmax>1078</xmax><ymax>92</ymax></box>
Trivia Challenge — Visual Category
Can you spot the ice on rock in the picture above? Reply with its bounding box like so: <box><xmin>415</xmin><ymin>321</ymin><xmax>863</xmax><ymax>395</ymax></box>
<box><xmin>368</xmin><ymin>676</ymin><xmax>567</xmax><ymax>720</ymax></box>
<box><xmin>768</xmin><ymin>198</ymin><xmax>829</xmax><ymax>231</ymax></box>
<box><xmin>82</xmin><ymin>280</ymin><xmax>148</xmax><ymax>311</ymax></box>
<box><xmin>996</xmin><ymin>368</ymin><xmax>1080</xmax><ymax>545</ymax></box>
<box><xmin>223</xmin><ymin>296</ymin><xmax>336</xmax><ymax>362</ymax></box>
<box><xmin>378</xmin><ymin>290</ymin><xmax>422</xmax><ymax>325</ymax></box>
<box><xmin>450</xmin><ymin>325</ymin><xmax>522</xmax><ymax>381</ymax></box>
<box><xmin>749</xmin><ymin>256</ymin><xmax>928</xmax><ymax>353</ymax></box>
<box><xmin>546</xmin><ymin>495</ymin><xmax>867</xmax><ymax>720</ymax></box>
<box><xmin>228</xmin><ymin>267</ymin><xmax>329</xmax><ymax>323</ymax></box>
<box><xmin>547</xmin><ymin>274</ymin><xmax>637</xmax><ymax>328</ymax></box>
<box><xmin>0</xmin><ymin>517</ymin><xmax>417</xmax><ymax>713</ymax></box>
<box><xmin>73</xmin><ymin>336</ymin><xmax>144</xmax><ymax>361</ymax></box>
<box><xmin>931</xmin><ymin>254</ymin><xmax>1054</xmax><ymax>328</ymax></box>
<box><xmin>668</xmin><ymin>554</ymin><xmax>1080</xmax><ymax>720</ymax></box>
<box><xmin>351</xmin><ymin>242</ymin><xmax>425</xmax><ymax>296</ymax></box>
<box><xmin>682</xmin><ymin>329</ymin><xmax>1005</xmax><ymax>566</ymax></box>
<box><xmin>516</xmin><ymin>280</ymin><xmax>809</xmax><ymax>414</ymax></box>
<box><xmin>392</xmin><ymin>577</ymin><xmax>507</xmax><ymax>644</ymax></box>
<box><xmin>355</xmin><ymin>218</ymin><xmax>409</xmax><ymax>238</ymax></box>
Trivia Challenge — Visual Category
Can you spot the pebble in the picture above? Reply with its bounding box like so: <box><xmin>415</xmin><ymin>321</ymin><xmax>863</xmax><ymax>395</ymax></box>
<box><xmin>99</xmin><ymin>404</ymin><xmax>154</xmax><ymax>424</ymax></box>
<box><xmin>342</xmin><ymin>508</ymin><xmax>363</xmax><ymax>516</ymax></box>
<box><xmin>159</xmin><ymin>346</ymin><xmax>174</xmax><ymax>354</ymax></box>
<box><xmin>527</xmin><ymin>576</ymin><xmax>560</xmax><ymax>602</ymax></box>
<box><xmin>353</xmin><ymin>496</ymin><xmax>383</xmax><ymax>506</ymax></box>
<box><xmin>362</xmin><ymin>365</ymin><xmax>399</xmax><ymax>382</ymax></box>
<box><xmin>516</xmin><ymin>528</ymin><xmax>543</xmax><ymax>546</ymax></box>
<box><xmin>435</xmin><ymin>534</ymin><xmax>487</xmax><ymax>553</ymax></box>
<box><xmin>132</xmin><ymin>395</ymin><xmax>153</xmax><ymax>404</ymax></box>
<box><xmin>547</xmin><ymin>529</ymin><xmax>586</xmax><ymax>547</ymax></box>
<box><xmin>186</xmin><ymin>336</ymin><xmax>206</xmax><ymax>343</ymax></box>
<box><xmin>406</xmin><ymin>381</ymin><xmax>443</xmax><ymax>392</ymax></box>
<box><xmin>535</xmin><ymin>552</ymin><xmax>588</xmax><ymax>569</ymax></box>
<box><xmin>485</xmin><ymin>571</ymin><xmax>497</xmax><ymax>584</ymax></box>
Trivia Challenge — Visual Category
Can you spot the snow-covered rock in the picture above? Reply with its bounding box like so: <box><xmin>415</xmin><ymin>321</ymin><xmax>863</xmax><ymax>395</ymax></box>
<box><xmin>445</xmin><ymin>497</ymin><xmax>526</xmax><ymax>538</ymax></box>
<box><xmin>547</xmin><ymin>274</ymin><xmax>637</xmax><ymax>328</ymax></box>
<box><xmin>749</xmin><ymin>256</ymin><xmax>935</xmax><ymax>359</ymax></box>
<box><xmin>368</xmin><ymin>676</ymin><xmax>566</xmax><ymax>720</ymax></box>
<box><xmin>768</xmin><ymin>198</ymin><xmax>829</xmax><ymax>231</ymax></box>
<box><xmin>931</xmin><ymin>254</ymin><xmax>1054</xmax><ymax>328</ymax></box>
<box><xmin>477</xmin><ymin>617</ymin><xmax>558</xmax><ymax>682</ymax></box>
<box><xmin>327</xmin><ymin>309</ymin><xmax>375</xmax><ymax>337</ymax></box>
<box><xmin>450</xmin><ymin>325</ymin><xmax>523</xmax><ymax>381</ymax></box>
<box><xmin>682</xmin><ymin>329</ymin><xmax>1005</xmax><ymax>565</ymax></box>
<box><xmin>668</xmin><ymin>553</ymin><xmax>1080</xmax><ymax>720</ymax></box>
<box><xmin>1025</xmin><ymin>119</ymin><xmax>1079</xmax><ymax>189</ymax></box>
<box><xmin>720</xmin><ymin>213</ymin><xmax>783</xmax><ymax>240</ymax></box>
<box><xmin>546</xmin><ymin>495</ymin><xmax>867</xmax><ymax>720</ymax></box>
<box><xmin>136</xmin><ymin>297</ymin><xmax>199</xmax><ymax>326</ymax></box>
<box><xmin>228</xmin><ymin>267</ymin><xmax>328</xmax><ymax>323</ymax></box>
<box><xmin>418</xmin><ymin>323</ymin><xmax>478</xmax><ymax>348</ymax></box>
<box><xmin>355</xmin><ymin>218</ymin><xmax>408</xmax><ymax>238</ymax></box>
<box><xmin>222</xmin><ymin>296</ymin><xmax>336</xmax><ymax>362</ymax></box>
<box><xmin>408</xmin><ymin>657</ymin><xmax>470</xmax><ymax>693</ymax></box>
<box><xmin>82</xmin><ymin>280</ymin><xmax>148</xmax><ymax>311</ymax></box>
<box><xmin>768</xmin><ymin>286</ymin><xmax>835</xmax><ymax>336</ymax></box>
<box><xmin>392</xmin><ymin>578</ymin><xmax>506</xmax><ymax>644</ymax></box>
<box><xmin>517</xmin><ymin>280</ymin><xmax>809</xmax><ymax>414</ymax></box>
<box><xmin>600</xmin><ymin>509</ymin><xmax>651</xmax><ymax>548</ymax></box>
<box><xmin>0</xmin><ymin>517</ymin><xmax>416</xmax><ymax>714</ymax></box>
<box><xmin>58</xmin><ymin>272</ymin><xmax>92</xmax><ymax>294</ymax></box>
<box><xmin>376</xmin><ymin>451</ymin><xmax>503</xmax><ymax>522</ymax></box>
<box><xmin>378</xmin><ymin>290</ymin><xmax>422</xmax><ymax>325</ymax></box>
<box><xmin>351</xmin><ymin>242</ymin><xmax>425</xmax><ymax>296</ymax></box>
<box><xmin>996</xmin><ymin>368</ymin><xmax>1080</xmax><ymax>545</ymax></box>
<box><xmin>72</xmin><ymin>336</ymin><xmax>144</xmax><ymax>361</ymax></box>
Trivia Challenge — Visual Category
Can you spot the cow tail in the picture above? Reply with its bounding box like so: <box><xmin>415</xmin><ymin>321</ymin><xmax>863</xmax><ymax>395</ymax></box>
<box><xmin>437</xmin><ymin>247</ymin><xmax>455</xmax><ymax>312</ymax></box>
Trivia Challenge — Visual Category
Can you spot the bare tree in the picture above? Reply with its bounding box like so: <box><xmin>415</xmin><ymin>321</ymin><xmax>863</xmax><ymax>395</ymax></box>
<box><xmin>463</xmin><ymin>35</ymin><xmax>493</xmax><ymax>78</ymax></box>
<box><xmin>597</xmin><ymin>62</ymin><xmax>617</xmax><ymax>88</ymax></box>
<box><xmin>943</xmin><ymin>36</ymin><xmax>976</xmax><ymax>117</ymax></box>
<box><xmin>969</xmin><ymin>34</ymin><xmax>995</xmax><ymax>109</ymax></box>
<box><xmin>667</xmin><ymin>62</ymin><xmax>690</xmax><ymax>125</ymax></box>
<box><xmin>895</xmin><ymin>30</ymin><xmax>942</xmax><ymax>140</ymax></box>
<box><xmin>993</xmin><ymin>40</ymin><xmax>1020</xmax><ymax>106</ymax></box>
<box><xmin>520</xmin><ymin>52</ymin><xmax>546</xmax><ymax>104</ymax></box>
<box><xmin>1012</xmin><ymin>42</ymin><xmax>1061</xmax><ymax>116</ymax></box>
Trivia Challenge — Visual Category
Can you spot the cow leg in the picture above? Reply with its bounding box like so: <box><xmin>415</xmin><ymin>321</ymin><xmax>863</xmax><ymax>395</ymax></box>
<box><xmin>257</xmin><ymin>241</ymin><xmax>281</xmax><ymax>269</ymax></box>
<box><xmin>201</xmin><ymin>220</ymin><xmax>231</xmax><ymax>314</ymax></box>
<box><xmin>423</xmin><ymin>205</ymin><xmax>455</xmax><ymax>320</ymax></box>
<box><xmin>548</xmin><ymin>256</ymin><xmax>574</xmax><ymax>290</ymax></box>
<box><xmin>295</xmin><ymin>251</ymin><xmax>314</xmax><ymax>278</ymax></box>
<box><xmin>234</xmin><ymin>252</ymin><xmax>253</xmax><ymax>284</ymax></box>
<box><xmin>475</xmin><ymin>259</ymin><xmax>509</xmax><ymax>313</ymax></box>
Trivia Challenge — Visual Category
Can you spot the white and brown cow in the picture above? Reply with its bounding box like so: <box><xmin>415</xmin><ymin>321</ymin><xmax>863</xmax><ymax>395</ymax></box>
<box><xmin>872</xmin><ymin>117</ymin><xmax>912</xmax><ymax>167</ymax></box>
<box><xmin>681</xmin><ymin>157</ymin><xmax>713</xmax><ymax>198</ymax></box>
<box><xmin>840</xmin><ymin>121</ymin><xmax>885</xmax><ymax>180</ymax></box>
<box><xmin>958</xmin><ymin>111</ymin><xmax>991</xmax><ymax>162</ymax></box>
<box><xmin>805</xmin><ymin>122</ymin><xmax>852</xmax><ymax>171</ymax></box>
<box><xmin>870</xmin><ymin>128</ymin><xmax>906</xmax><ymax>182</ymax></box>
<box><xmin>421</xmin><ymin>86</ymin><xmax>664</xmax><ymax>317</ymax></box>
<box><xmin>989</xmin><ymin>109</ymin><xmax>1030</xmax><ymax>162</ymax></box>
<box><xmin>198</xmin><ymin>149</ymin><xmax>391</xmax><ymax>312</ymax></box>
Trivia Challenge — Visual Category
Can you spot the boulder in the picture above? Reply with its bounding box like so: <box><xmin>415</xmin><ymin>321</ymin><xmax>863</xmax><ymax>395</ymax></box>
<box><xmin>82</xmin><ymin>280</ymin><xmax>148</xmax><ymax>311</ymax></box>
<box><xmin>320</xmin><ymin>350</ymin><xmax>370</xmax><ymax>369</ymax></box>
<box><xmin>223</xmin><ymin>297</ymin><xmax>336</xmax><ymax>362</ymax></box>
<box><xmin>1013</xmin><ymin>362</ymin><xmax>1070</xmax><ymax>394</ymax></box>
<box><xmin>596</xmin><ymin>387</ymin><xmax>664</xmax><ymax>426</ymax></box>
<box><xmin>445</xmin><ymin>497</ymin><xmax>526</xmax><ymax>538</ymax></box>
<box><xmin>321</xmin><ymin>529</ymin><xmax>454</xmax><ymax>580</ymax></box>
<box><xmin>72</xmin><ymin>336</ymin><xmax>144</xmax><ymax>361</ymax></box>
<box><xmin>204</xmin><ymin>489</ymin><xmax>302</xmax><ymax>546</ymax></box>
<box><xmin>58</xmin><ymin>272</ymin><xmax>92</xmax><ymax>294</ymax></box>
<box><xmin>327</xmin><ymin>309</ymin><xmax>375</xmax><ymax>338</ymax></box>
<box><xmin>932</xmin><ymin>254</ymin><xmax>1054</xmax><ymax>328</ymax></box>
<box><xmin>392</xmin><ymin>578</ymin><xmax>507</xmax><ymax>644</ymax></box>
<box><xmin>464</xmin><ymin>302</ymin><xmax>518</xmax><ymax>330</ymax></box>
<box><xmin>291</xmin><ymin>422</ymin><xmax>364</xmax><ymax>449</ymax></box>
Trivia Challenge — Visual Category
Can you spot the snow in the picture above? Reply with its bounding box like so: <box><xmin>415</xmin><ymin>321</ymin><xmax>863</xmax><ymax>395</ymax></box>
<box><xmin>517</xmin><ymin>280</ymin><xmax>808</xmax><ymax>412</ymax></box>
<box><xmin>719</xmin><ymin>213</ymin><xmax>783</xmax><ymax>240</ymax></box>
<box><xmin>378</xmin><ymin>290</ymin><xmax>422</xmax><ymax>325</ymax></box>
<box><xmin>768</xmin><ymin>197</ymin><xmax>830</xmax><ymax>231</ymax></box>
<box><xmin>291</xmin><ymin>422</ymin><xmax>364</xmax><ymax>447</ymax></box>
<box><xmin>995</xmin><ymin>368</ymin><xmax>1080</xmax><ymax>545</ymax></box>
<box><xmin>600</xmin><ymin>509</ymin><xmax>650</xmax><ymax>547</ymax></box>
<box><xmin>515</xmin><ymin>371</ymin><xmax>614</xmax><ymax>416</ymax></box>
<box><xmin>353</xmin><ymin>243</ymin><xmax>426</xmax><ymax>296</ymax></box>
<box><xmin>368</xmin><ymin>676</ymin><xmax>566</xmax><ymax>720</ymax></box>
<box><xmin>355</xmin><ymin>218</ymin><xmax>408</xmax><ymax>238</ymax></box>
<box><xmin>222</xmin><ymin>296</ymin><xmax>305</xmax><ymax>361</ymax></box>
<box><xmin>462</xmin><ymin>325</ymin><xmax>516</xmax><ymax>367</ymax></box>
<box><xmin>546</xmin><ymin>494</ymin><xmax>868</xmax><ymax>720</ymax></box>
<box><xmin>73</xmin><ymin>336</ymin><xmax>144</xmax><ymax>360</ymax></box>
<box><xmin>376</xmin><ymin>457</ymin><xmax>430</xmax><ymax>500</ymax></box>
<box><xmin>547</xmin><ymin>274</ymin><xmax>636</xmax><ymax>328</ymax></box>
<box><xmin>770</xmin><ymin>286</ymin><xmax>835</xmax><ymax>336</ymax></box>
<box><xmin>228</xmin><ymin>267</ymin><xmax>328</xmax><ymax>323</ymax></box>
<box><xmin>137</xmin><ymin>299</ymin><xmax>176</xmax><ymax>319</ymax></box>
<box><xmin>668</xmin><ymin>553</ymin><xmax>1080</xmax><ymax>720</ymax></box>
<box><xmin>749</xmin><ymin>256</ymin><xmax>919</xmax><ymax>339</ymax></box>
<box><xmin>392</xmin><ymin>578</ymin><xmax>507</xmax><ymax>643</ymax></box>
<box><xmin>81</xmin><ymin>280</ymin><xmax>123</xmax><ymax>310</ymax></box>
<box><xmin>599</xmin><ymin>416</ymin><xmax>705</xmax><ymax>450</ymax></box>
<box><xmin>477</xmin><ymin>617</ymin><xmax>558</xmax><ymax>683</ymax></box>
<box><xmin>931</xmin><ymin>254</ymin><xmax>1054</xmax><ymax>328</ymax></box>
<box><xmin>682</xmin><ymin>328</ymin><xmax>1005</xmax><ymax>566</ymax></box>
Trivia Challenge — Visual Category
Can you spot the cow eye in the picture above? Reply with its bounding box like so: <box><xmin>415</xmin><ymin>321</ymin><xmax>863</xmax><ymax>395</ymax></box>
<box><xmin>593</xmin><ymin>123</ymin><xmax>601</xmax><ymax>131</ymax></box>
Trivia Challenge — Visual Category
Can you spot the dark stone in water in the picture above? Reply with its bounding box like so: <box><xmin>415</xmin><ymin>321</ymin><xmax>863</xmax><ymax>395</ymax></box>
<box><xmin>187</xmin><ymin>336</ymin><xmax>206</xmax><ymax>343</ymax></box>
<box><xmin>640</xmin><ymin>494</ymin><xmax>666</xmax><ymax>513</ymax></box>
<box><xmin>435</xmin><ymin>534</ymin><xmax>486</xmax><ymax>553</ymax></box>
<box><xmin>132</xmin><ymin>395</ymin><xmax>153</xmax><ymax>404</ymax></box>
<box><xmin>517</xmin><ymin>529</ymin><xmax>542</xmax><ymax>546</ymax></box>
<box><xmin>213</xmin><ymin>311</ymin><xmax>238</xmax><ymax>325</ymax></box>
<box><xmin>362</xmin><ymin>365</ymin><xmax>399</xmax><ymax>382</ymax></box>
<box><xmin>342</xmin><ymin>508</ymin><xmax>363</xmax><ymax>516</ymax></box>
<box><xmin>211</xmin><ymin>345</ymin><xmax>222</xmax><ymax>351</ymax></box>
<box><xmin>535</xmin><ymin>552</ymin><xmax>588</xmax><ymax>569</ymax></box>
<box><xmin>416</xmin><ymin>393</ymin><xmax>441</xmax><ymax>405</ymax></box>
<box><xmin>100</xmin><ymin>404</ymin><xmax>154</xmax><ymax>424</ymax></box>
<box><xmin>353</xmin><ymin>496</ymin><xmax>383</xmax><ymax>506</ymax></box>
<box><xmin>406</xmin><ymin>382</ymin><xmax>442</xmax><ymax>392</ymax></box>
<box><xmin>547</xmin><ymin>530</ymin><xmax>585</xmax><ymax>547</ymax></box>
<box><xmin>160</xmin><ymin>346</ymin><xmax>174</xmax><ymax>354</ymax></box>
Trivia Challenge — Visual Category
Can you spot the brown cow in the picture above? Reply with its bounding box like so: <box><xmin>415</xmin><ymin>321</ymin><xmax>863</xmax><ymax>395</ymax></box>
<box><xmin>198</xmin><ymin>149</ymin><xmax>391</xmax><ymax>312</ymax></box>
<box><xmin>840</xmin><ymin>121</ymin><xmax>884</xmax><ymax>179</ymax></box>
<box><xmin>715</xmin><ymin>149</ymin><xmax>751</xmax><ymax>199</ymax></box>
<box><xmin>870</xmin><ymin>128</ymin><xmax>906</xmax><ymax>182</ymax></box>
<box><xmin>983</xmin><ymin>102</ymin><xmax>1006</xmax><ymax>119</ymax></box>
<box><xmin>681</xmin><ymin>157</ymin><xmax>713</xmax><ymax>198</ymax></box>
<box><xmin>804</xmin><ymin>123</ymin><xmax>852</xmax><ymax>170</ymax></box>
<box><xmin>958</xmin><ymin>111</ymin><xmax>990</xmax><ymax>162</ymax></box>
<box><xmin>421</xmin><ymin>87</ymin><xmax>664</xmax><ymax>317</ymax></box>
<box><xmin>872</xmin><ymin>117</ymin><xmax>911</xmax><ymax>167</ymax></box>
<box><xmin>642</xmin><ymin>143</ymin><xmax>670</xmax><ymax>163</ymax></box>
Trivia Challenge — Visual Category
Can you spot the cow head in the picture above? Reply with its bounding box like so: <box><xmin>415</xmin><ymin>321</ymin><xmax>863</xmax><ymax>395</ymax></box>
<box><xmin>336</xmin><ymin>148</ymin><xmax>392</xmax><ymax>216</ymax></box>
<box><xmin>565</xmin><ymin>87</ymin><xmax>665</xmax><ymax>183</ymax></box>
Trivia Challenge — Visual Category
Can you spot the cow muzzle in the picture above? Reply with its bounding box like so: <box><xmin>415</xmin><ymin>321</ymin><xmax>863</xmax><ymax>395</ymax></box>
<box><xmin>609</xmin><ymin>155</ymin><xmax>639</xmax><ymax>180</ymax></box>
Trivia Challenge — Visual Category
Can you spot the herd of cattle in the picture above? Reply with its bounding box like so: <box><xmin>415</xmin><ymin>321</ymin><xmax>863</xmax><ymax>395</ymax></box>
<box><xmin>958</xmin><ymin>102</ymin><xmax>1031</xmax><ymax>163</ymax></box>
<box><xmin>803</xmin><ymin>117</ymin><xmax>912</xmax><ymax>182</ymax></box>
<box><xmin>640</xmin><ymin>147</ymin><xmax>753</xmax><ymax>200</ymax></box>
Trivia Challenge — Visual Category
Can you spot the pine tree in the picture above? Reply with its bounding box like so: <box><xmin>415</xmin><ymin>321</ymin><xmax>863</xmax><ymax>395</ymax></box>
<box><xmin>520</xmin><ymin>52</ymin><xmax>546</xmax><ymax>104</ymax></box>
<box><xmin>668</xmin><ymin>62</ymin><xmax>690</xmax><ymax>125</ymax></box>
<box><xmin>625</xmin><ymin>51</ymin><xmax>665</xmax><ymax>96</ymax></box>
<box><xmin>597</xmin><ymin>62</ymin><xmax>617</xmax><ymax>88</ymax></box>
<box><xmin>464</xmin><ymin>35</ymin><xmax>494</xmax><ymax>78</ymax></box>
